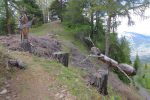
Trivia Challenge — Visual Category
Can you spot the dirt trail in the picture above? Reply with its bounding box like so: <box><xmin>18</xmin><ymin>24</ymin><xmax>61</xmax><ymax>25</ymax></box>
<box><xmin>10</xmin><ymin>68</ymin><xmax>53</xmax><ymax>100</ymax></box>
<box><xmin>0</xmin><ymin>52</ymin><xmax>75</xmax><ymax>100</ymax></box>
<box><xmin>4</xmin><ymin>53</ymin><xmax>55</xmax><ymax>100</ymax></box>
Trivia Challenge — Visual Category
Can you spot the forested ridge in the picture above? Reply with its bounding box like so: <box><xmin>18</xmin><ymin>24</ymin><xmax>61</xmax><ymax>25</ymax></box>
<box><xmin>0</xmin><ymin>0</ymin><xmax>150</xmax><ymax>100</ymax></box>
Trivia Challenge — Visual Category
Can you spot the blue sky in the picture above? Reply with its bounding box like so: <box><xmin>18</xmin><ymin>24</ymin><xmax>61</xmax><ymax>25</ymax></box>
<box><xmin>117</xmin><ymin>8</ymin><xmax>150</xmax><ymax>36</ymax></box>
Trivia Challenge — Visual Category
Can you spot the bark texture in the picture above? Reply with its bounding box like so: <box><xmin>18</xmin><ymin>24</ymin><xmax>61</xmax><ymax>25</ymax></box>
<box><xmin>53</xmin><ymin>52</ymin><xmax>69</xmax><ymax>67</ymax></box>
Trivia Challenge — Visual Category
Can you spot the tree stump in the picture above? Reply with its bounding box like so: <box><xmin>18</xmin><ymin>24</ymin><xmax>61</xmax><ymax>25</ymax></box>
<box><xmin>53</xmin><ymin>52</ymin><xmax>69</xmax><ymax>67</ymax></box>
<box><xmin>89</xmin><ymin>70</ymin><xmax>108</xmax><ymax>95</ymax></box>
<box><xmin>21</xmin><ymin>39</ymin><xmax>31</xmax><ymax>53</ymax></box>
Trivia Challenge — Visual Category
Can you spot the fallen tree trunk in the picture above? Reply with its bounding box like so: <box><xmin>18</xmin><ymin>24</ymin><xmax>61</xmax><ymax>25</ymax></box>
<box><xmin>91</xmin><ymin>47</ymin><xmax>136</xmax><ymax>76</ymax></box>
<box><xmin>53</xmin><ymin>52</ymin><xmax>69</xmax><ymax>67</ymax></box>
<box><xmin>89</xmin><ymin>70</ymin><xmax>108</xmax><ymax>95</ymax></box>
<box><xmin>118</xmin><ymin>64</ymin><xmax>136</xmax><ymax>76</ymax></box>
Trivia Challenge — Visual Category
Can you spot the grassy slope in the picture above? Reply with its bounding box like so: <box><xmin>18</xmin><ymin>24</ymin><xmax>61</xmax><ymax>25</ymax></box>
<box><xmin>0</xmin><ymin>46</ymin><xmax>11</xmax><ymax>86</ymax></box>
<box><xmin>0</xmin><ymin>46</ymin><xmax>101</xmax><ymax>100</ymax></box>
<box><xmin>31</xmin><ymin>21</ymin><xmax>149</xmax><ymax>100</ymax></box>
<box><xmin>30</xmin><ymin>21</ymin><xmax>128</xmax><ymax>100</ymax></box>
<box><xmin>138</xmin><ymin>65</ymin><xmax>150</xmax><ymax>91</ymax></box>
<box><xmin>31</xmin><ymin>21</ymin><xmax>88</xmax><ymax>53</ymax></box>
<box><xmin>12</xmin><ymin>51</ymin><xmax>101</xmax><ymax>100</ymax></box>
<box><xmin>0</xmin><ymin>21</ymin><xmax>143</xmax><ymax>100</ymax></box>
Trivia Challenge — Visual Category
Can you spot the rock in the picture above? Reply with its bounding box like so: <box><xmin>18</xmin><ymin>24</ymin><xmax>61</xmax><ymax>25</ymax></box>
<box><xmin>55</xmin><ymin>93</ymin><xmax>65</xmax><ymax>99</ymax></box>
<box><xmin>8</xmin><ymin>59</ymin><xmax>27</xmax><ymax>69</ymax></box>
<box><xmin>5</xmin><ymin>84</ymin><xmax>10</xmax><ymax>88</ymax></box>
<box><xmin>13</xmin><ymin>94</ymin><xmax>17</xmax><ymax>98</ymax></box>
<box><xmin>6</xmin><ymin>96</ymin><xmax>11</xmax><ymax>100</ymax></box>
<box><xmin>17</xmin><ymin>60</ymin><xmax>27</xmax><ymax>69</ymax></box>
<box><xmin>0</xmin><ymin>88</ymin><xmax>8</xmax><ymax>95</ymax></box>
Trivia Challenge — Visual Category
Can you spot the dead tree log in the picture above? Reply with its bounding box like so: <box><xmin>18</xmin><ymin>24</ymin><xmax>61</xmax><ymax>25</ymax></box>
<box><xmin>89</xmin><ymin>70</ymin><xmax>108</xmax><ymax>95</ymax></box>
<box><xmin>53</xmin><ymin>52</ymin><xmax>69</xmax><ymax>67</ymax></box>
<box><xmin>8</xmin><ymin>59</ymin><xmax>27</xmax><ymax>69</ymax></box>
<box><xmin>118</xmin><ymin>64</ymin><xmax>136</xmax><ymax>76</ymax></box>
<box><xmin>20</xmin><ymin>39</ymin><xmax>32</xmax><ymax>53</ymax></box>
<box><xmin>91</xmin><ymin>47</ymin><xmax>136</xmax><ymax>76</ymax></box>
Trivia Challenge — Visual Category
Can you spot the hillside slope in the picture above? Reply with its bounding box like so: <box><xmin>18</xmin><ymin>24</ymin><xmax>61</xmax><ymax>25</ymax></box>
<box><xmin>0</xmin><ymin>21</ymin><xmax>144</xmax><ymax>100</ymax></box>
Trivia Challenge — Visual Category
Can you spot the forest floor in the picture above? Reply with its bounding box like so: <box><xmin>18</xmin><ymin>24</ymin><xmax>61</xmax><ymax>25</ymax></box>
<box><xmin>0</xmin><ymin>21</ymin><xmax>145</xmax><ymax>100</ymax></box>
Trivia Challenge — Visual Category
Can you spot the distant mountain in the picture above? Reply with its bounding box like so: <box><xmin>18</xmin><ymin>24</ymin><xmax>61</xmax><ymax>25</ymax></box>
<box><xmin>120</xmin><ymin>32</ymin><xmax>150</xmax><ymax>64</ymax></box>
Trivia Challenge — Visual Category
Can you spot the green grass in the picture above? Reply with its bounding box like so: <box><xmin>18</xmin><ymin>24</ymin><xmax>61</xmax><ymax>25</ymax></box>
<box><xmin>138</xmin><ymin>65</ymin><xmax>150</xmax><ymax>90</ymax></box>
<box><xmin>20</xmin><ymin>21</ymin><xmax>142</xmax><ymax>99</ymax></box>
<box><xmin>7</xmin><ymin>50</ymin><xmax>101</xmax><ymax>100</ymax></box>
<box><xmin>31</xmin><ymin>23</ymin><xmax>52</xmax><ymax>36</ymax></box>
<box><xmin>139</xmin><ymin>73</ymin><xmax>150</xmax><ymax>89</ymax></box>
<box><xmin>39</xmin><ymin>58</ymin><xmax>124</xmax><ymax>100</ymax></box>
<box><xmin>0</xmin><ymin>46</ymin><xmax>16</xmax><ymax>86</ymax></box>
<box><xmin>38</xmin><ymin>59</ymin><xmax>101</xmax><ymax>100</ymax></box>
<box><xmin>31</xmin><ymin>21</ymin><xmax>88</xmax><ymax>53</ymax></box>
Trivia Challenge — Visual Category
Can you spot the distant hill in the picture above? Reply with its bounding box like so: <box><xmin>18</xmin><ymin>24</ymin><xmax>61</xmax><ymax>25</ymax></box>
<box><xmin>120</xmin><ymin>32</ymin><xmax>150</xmax><ymax>64</ymax></box>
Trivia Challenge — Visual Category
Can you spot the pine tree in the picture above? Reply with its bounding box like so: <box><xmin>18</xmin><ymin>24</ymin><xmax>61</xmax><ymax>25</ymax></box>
<box><xmin>63</xmin><ymin>0</ymin><xmax>88</xmax><ymax>27</ymax></box>
<box><xmin>0</xmin><ymin>0</ymin><xmax>15</xmax><ymax>34</ymax></box>
<box><xmin>16</xmin><ymin>0</ymin><xmax>43</xmax><ymax>25</ymax></box>
<box><xmin>134</xmin><ymin>53</ymin><xmax>141</xmax><ymax>71</ymax></box>
<box><xmin>144</xmin><ymin>64</ymin><xmax>148</xmax><ymax>70</ymax></box>
<box><xmin>49</xmin><ymin>0</ymin><xmax>66</xmax><ymax>22</ymax></box>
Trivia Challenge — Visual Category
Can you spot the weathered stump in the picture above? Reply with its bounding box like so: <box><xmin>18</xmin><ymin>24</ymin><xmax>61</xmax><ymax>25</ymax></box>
<box><xmin>89</xmin><ymin>70</ymin><xmax>108</xmax><ymax>95</ymax></box>
<box><xmin>53</xmin><ymin>52</ymin><xmax>69</xmax><ymax>67</ymax></box>
<box><xmin>21</xmin><ymin>39</ymin><xmax>31</xmax><ymax>53</ymax></box>
<box><xmin>8</xmin><ymin>59</ymin><xmax>27</xmax><ymax>69</ymax></box>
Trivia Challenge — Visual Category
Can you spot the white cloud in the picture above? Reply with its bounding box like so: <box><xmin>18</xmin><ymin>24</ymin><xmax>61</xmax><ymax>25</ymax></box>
<box><xmin>117</xmin><ymin>8</ymin><xmax>150</xmax><ymax>36</ymax></box>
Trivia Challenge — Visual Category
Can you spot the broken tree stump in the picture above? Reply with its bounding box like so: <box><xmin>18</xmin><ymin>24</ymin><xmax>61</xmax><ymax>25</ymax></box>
<box><xmin>89</xmin><ymin>70</ymin><xmax>108</xmax><ymax>95</ymax></box>
<box><xmin>53</xmin><ymin>52</ymin><xmax>69</xmax><ymax>67</ymax></box>
<box><xmin>20</xmin><ymin>39</ymin><xmax>32</xmax><ymax>53</ymax></box>
<box><xmin>8</xmin><ymin>59</ymin><xmax>27</xmax><ymax>69</ymax></box>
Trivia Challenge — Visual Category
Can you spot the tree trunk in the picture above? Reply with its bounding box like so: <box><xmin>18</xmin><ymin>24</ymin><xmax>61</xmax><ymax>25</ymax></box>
<box><xmin>91</xmin><ymin>47</ymin><xmax>136</xmax><ymax>76</ymax></box>
<box><xmin>96</xmin><ymin>11</ymin><xmax>99</xmax><ymax>34</ymax></box>
<box><xmin>105</xmin><ymin>16</ymin><xmax>111</xmax><ymax>56</ymax></box>
<box><xmin>4</xmin><ymin>0</ymin><xmax>12</xmax><ymax>34</ymax></box>
<box><xmin>89</xmin><ymin>70</ymin><xmax>108</xmax><ymax>95</ymax></box>
<box><xmin>91</xmin><ymin>12</ymin><xmax>94</xmax><ymax>39</ymax></box>
<box><xmin>21</xmin><ymin>39</ymin><xmax>32</xmax><ymax>53</ymax></box>
<box><xmin>60</xmin><ymin>0</ymin><xmax>63</xmax><ymax>22</ymax></box>
<box><xmin>53</xmin><ymin>52</ymin><xmax>69</xmax><ymax>67</ymax></box>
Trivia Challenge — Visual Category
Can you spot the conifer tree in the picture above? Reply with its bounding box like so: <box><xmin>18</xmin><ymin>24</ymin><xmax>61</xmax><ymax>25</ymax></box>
<box><xmin>144</xmin><ymin>64</ymin><xmax>148</xmax><ymax>70</ymax></box>
<box><xmin>134</xmin><ymin>53</ymin><xmax>141</xmax><ymax>71</ymax></box>
<box><xmin>49</xmin><ymin>0</ymin><xmax>66</xmax><ymax>22</ymax></box>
